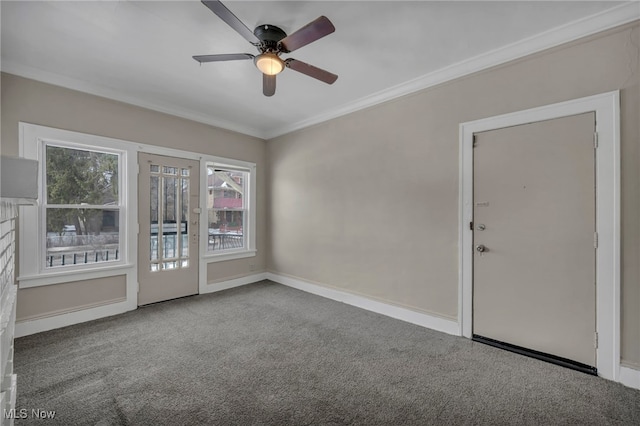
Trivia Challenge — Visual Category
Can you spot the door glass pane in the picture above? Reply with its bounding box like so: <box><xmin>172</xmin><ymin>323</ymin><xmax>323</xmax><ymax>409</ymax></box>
<box><xmin>181</xmin><ymin>178</ymin><xmax>189</xmax><ymax>224</ymax></box>
<box><xmin>148</xmin><ymin>163</ymin><xmax>191</xmax><ymax>271</ymax></box>
<box><xmin>150</xmin><ymin>175</ymin><xmax>159</xmax><ymax>261</ymax></box>
<box><xmin>181</xmin><ymin>234</ymin><xmax>189</xmax><ymax>258</ymax></box>
<box><xmin>164</xmin><ymin>177</ymin><xmax>177</xmax><ymax>222</ymax></box>
<box><xmin>180</xmin><ymin>176</ymin><xmax>189</xmax><ymax>258</ymax></box>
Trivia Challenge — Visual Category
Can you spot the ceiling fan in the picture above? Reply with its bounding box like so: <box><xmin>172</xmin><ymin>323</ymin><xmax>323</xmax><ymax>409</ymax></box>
<box><xmin>193</xmin><ymin>0</ymin><xmax>338</xmax><ymax>97</ymax></box>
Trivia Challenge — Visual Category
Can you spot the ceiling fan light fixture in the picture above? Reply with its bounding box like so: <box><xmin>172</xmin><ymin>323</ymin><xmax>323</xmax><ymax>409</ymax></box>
<box><xmin>255</xmin><ymin>53</ymin><xmax>284</xmax><ymax>75</ymax></box>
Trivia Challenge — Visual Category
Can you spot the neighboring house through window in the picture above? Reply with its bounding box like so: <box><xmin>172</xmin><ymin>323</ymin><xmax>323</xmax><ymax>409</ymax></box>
<box><xmin>206</xmin><ymin>164</ymin><xmax>250</xmax><ymax>253</ymax></box>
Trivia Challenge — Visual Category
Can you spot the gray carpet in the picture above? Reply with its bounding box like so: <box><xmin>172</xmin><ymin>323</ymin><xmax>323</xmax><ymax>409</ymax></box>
<box><xmin>14</xmin><ymin>280</ymin><xmax>640</xmax><ymax>425</ymax></box>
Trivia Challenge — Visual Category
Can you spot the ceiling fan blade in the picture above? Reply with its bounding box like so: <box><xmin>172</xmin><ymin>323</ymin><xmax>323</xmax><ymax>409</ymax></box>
<box><xmin>263</xmin><ymin>74</ymin><xmax>276</xmax><ymax>97</ymax></box>
<box><xmin>193</xmin><ymin>53</ymin><xmax>254</xmax><ymax>63</ymax></box>
<box><xmin>201</xmin><ymin>1</ymin><xmax>260</xmax><ymax>45</ymax></box>
<box><xmin>285</xmin><ymin>59</ymin><xmax>338</xmax><ymax>85</ymax></box>
<box><xmin>193</xmin><ymin>53</ymin><xmax>255</xmax><ymax>64</ymax></box>
<box><xmin>280</xmin><ymin>16</ymin><xmax>335</xmax><ymax>53</ymax></box>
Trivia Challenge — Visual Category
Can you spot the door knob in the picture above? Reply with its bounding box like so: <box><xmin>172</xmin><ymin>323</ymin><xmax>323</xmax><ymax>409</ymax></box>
<box><xmin>476</xmin><ymin>244</ymin><xmax>487</xmax><ymax>253</ymax></box>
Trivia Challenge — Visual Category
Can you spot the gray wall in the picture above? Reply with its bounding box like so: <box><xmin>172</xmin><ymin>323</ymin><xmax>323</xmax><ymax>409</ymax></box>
<box><xmin>267</xmin><ymin>22</ymin><xmax>640</xmax><ymax>366</ymax></box>
<box><xmin>1</xmin><ymin>72</ymin><xmax>268</xmax><ymax>321</ymax></box>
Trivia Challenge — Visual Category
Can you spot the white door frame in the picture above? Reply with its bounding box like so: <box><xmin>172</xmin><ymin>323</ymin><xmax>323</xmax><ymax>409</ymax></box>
<box><xmin>458</xmin><ymin>91</ymin><xmax>620</xmax><ymax>381</ymax></box>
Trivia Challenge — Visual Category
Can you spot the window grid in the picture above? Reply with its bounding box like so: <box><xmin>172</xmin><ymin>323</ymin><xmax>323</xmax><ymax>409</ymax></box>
<box><xmin>149</xmin><ymin>163</ymin><xmax>191</xmax><ymax>272</ymax></box>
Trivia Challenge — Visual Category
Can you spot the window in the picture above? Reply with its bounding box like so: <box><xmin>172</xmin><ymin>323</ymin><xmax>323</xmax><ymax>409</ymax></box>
<box><xmin>206</xmin><ymin>164</ymin><xmax>250</xmax><ymax>253</ymax></box>
<box><xmin>19</xmin><ymin>124</ymin><xmax>133</xmax><ymax>285</ymax></box>
<box><xmin>43</xmin><ymin>144</ymin><xmax>123</xmax><ymax>269</ymax></box>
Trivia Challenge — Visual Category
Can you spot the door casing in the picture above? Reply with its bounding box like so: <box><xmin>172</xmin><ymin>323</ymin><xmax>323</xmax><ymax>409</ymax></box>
<box><xmin>459</xmin><ymin>91</ymin><xmax>620</xmax><ymax>380</ymax></box>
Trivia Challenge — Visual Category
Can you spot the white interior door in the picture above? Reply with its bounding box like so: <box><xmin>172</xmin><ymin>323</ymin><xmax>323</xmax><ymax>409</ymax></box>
<box><xmin>138</xmin><ymin>153</ymin><xmax>199</xmax><ymax>305</ymax></box>
<box><xmin>473</xmin><ymin>112</ymin><xmax>596</xmax><ymax>368</ymax></box>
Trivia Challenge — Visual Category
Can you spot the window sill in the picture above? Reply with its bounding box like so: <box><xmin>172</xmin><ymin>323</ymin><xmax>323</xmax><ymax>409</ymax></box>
<box><xmin>18</xmin><ymin>263</ymin><xmax>135</xmax><ymax>288</ymax></box>
<box><xmin>203</xmin><ymin>249</ymin><xmax>257</xmax><ymax>263</ymax></box>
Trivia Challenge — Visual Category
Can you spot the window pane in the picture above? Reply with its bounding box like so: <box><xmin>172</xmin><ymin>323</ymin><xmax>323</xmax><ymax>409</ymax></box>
<box><xmin>208</xmin><ymin>211</ymin><xmax>244</xmax><ymax>251</ymax></box>
<box><xmin>46</xmin><ymin>145</ymin><xmax>119</xmax><ymax>205</ymax></box>
<box><xmin>163</xmin><ymin>166</ymin><xmax>177</xmax><ymax>175</ymax></box>
<box><xmin>207</xmin><ymin>166</ymin><xmax>248</xmax><ymax>253</ymax></box>
<box><xmin>45</xmin><ymin>208</ymin><xmax>119</xmax><ymax>268</ymax></box>
<box><xmin>209</xmin><ymin>168</ymin><xmax>245</xmax><ymax>210</ymax></box>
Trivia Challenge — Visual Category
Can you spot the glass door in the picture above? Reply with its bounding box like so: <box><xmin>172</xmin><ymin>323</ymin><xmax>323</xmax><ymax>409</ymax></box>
<box><xmin>138</xmin><ymin>153</ymin><xmax>199</xmax><ymax>305</ymax></box>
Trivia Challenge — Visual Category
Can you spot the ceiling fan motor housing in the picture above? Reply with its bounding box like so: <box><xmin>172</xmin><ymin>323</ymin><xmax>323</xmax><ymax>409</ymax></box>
<box><xmin>254</xmin><ymin>25</ymin><xmax>287</xmax><ymax>52</ymax></box>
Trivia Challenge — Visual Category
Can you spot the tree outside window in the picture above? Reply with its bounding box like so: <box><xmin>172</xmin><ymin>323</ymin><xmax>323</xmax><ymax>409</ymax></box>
<box><xmin>44</xmin><ymin>145</ymin><xmax>121</xmax><ymax>268</ymax></box>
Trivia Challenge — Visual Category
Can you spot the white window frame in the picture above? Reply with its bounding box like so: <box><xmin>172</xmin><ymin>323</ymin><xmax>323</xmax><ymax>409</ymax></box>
<box><xmin>18</xmin><ymin>124</ymin><xmax>137</xmax><ymax>288</ymax></box>
<box><xmin>202</xmin><ymin>160</ymin><xmax>257</xmax><ymax>262</ymax></box>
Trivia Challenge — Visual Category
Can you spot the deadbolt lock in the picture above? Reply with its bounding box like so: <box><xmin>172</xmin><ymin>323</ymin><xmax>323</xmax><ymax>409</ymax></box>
<box><xmin>477</xmin><ymin>224</ymin><xmax>486</xmax><ymax>231</ymax></box>
<box><xmin>476</xmin><ymin>244</ymin><xmax>487</xmax><ymax>253</ymax></box>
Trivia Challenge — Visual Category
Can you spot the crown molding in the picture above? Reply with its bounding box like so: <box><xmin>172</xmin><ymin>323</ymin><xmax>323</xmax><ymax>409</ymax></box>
<box><xmin>265</xmin><ymin>2</ymin><xmax>640</xmax><ymax>139</ymax></box>
<box><xmin>0</xmin><ymin>61</ymin><xmax>266</xmax><ymax>139</ymax></box>
<box><xmin>2</xmin><ymin>3</ymin><xmax>638</xmax><ymax>141</ymax></box>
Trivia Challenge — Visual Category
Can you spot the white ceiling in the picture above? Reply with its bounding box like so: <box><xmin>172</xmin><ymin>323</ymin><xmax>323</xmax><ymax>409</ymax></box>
<box><xmin>1</xmin><ymin>1</ymin><xmax>637</xmax><ymax>139</ymax></box>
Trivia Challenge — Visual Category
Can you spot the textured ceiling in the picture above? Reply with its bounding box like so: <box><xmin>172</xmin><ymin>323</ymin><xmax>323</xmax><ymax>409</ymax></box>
<box><xmin>1</xmin><ymin>1</ymin><xmax>637</xmax><ymax>138</ymax></box>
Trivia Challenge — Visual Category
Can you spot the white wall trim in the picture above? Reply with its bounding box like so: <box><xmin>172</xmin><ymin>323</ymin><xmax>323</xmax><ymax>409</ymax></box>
<box><xmin>266</xmin><ymin>272</ymin><xmax>460</xmax><ymax>336</ymax></box>
<box><xmin>3</xmin><ymin>4</ymin><xmax>637</xmax><ymax>140</ymax></box>
<box><xmin>200</xmin><ymin>272</ymin><xmax>267</xmax><ymax>295</ymax></box>
<box><xmin>266</xmin><ymin>3</ymin><xmax>638</xmax><ymax>139</ymax></box>
<box><xmin>0</xmin><ymin>61</ymin><xmax>266</xmax><ymax>140</ymax></box>
<box><xmin>459</xmin><ymin>91</ymin><xmax>621</xmax><ymax>381</ymax></box>
<box><xmin>14</xmin><ymin>298</ymin><xmax>133</xmax><ymax>338</ymax></box>
<box><xmin>15</xmin><ymin>273</ymin><xmax>268</xmax><ymax>337</ymax></box>
<box><xmin>619</xmin><ymin>365</ymin><xmax>640</xmax><ymax>390</ymax></box>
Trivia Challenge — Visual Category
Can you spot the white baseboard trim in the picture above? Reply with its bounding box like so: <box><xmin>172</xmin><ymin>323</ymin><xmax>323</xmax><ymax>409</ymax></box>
<box><xmin>201</xmin><ymin>272</ymin><xmax>267</xmax><ymax>295</ymax></box>
<box><xmin>266</xmin><ymin>272</ymin><xmax>460</xmax><ymax>336</ymax></box>
<box><xmin>619</xmin><ymin>365</ymin><xmax>640</xmax><ymax>390</ymax></box>
<box><xmin>15</xmin><ymin>299</ymin><xmax>134</xmax><ymax>338</ymax></box>
<box><xmin>15</xmin><ymin>273</ymin><xmax>268</xmax><ymax>338</ymax></box>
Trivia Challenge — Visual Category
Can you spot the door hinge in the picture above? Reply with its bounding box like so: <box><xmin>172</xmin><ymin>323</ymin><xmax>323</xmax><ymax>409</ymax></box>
<box><xmin>470</xmin><ymin>221</ymin><xmax>474</xmax><ymax>230</ymax></box>
<box><xmin>594</xmin><ymin>132</ymin><xmax>598</xmax><ymax>149</ymax></box>
<box><xmin>594</xmin><ymin>332</ymin><xmax>598</xmax><ymax>349</ymax></box>
<box><xmin>594</xmin><ymin>232</ymin><xmax>598</xmax><ymax>249</ymax></box>
<box><xmin>473</xmin><ymin>134</ymin><xmax>477</xmax><ymax>147</ymax></box>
